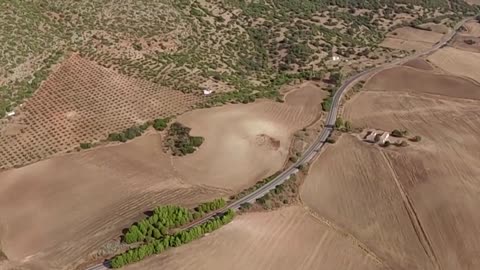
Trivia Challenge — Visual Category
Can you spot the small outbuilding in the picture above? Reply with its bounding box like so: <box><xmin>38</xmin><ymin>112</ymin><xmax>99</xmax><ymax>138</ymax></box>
<box><xmin>365</xmin><ymin>131</ymin><xmax>377</xmax><ymax>143</ymax></box>
<box><xmin>379</xmin><ymin>132</ymin><xmax>390</xmax><ymax>145</ymax></box>
<box><xmin>203</xmin><ymin>89</ymin><xmax>213</xmax><ymax>96</ymax></box>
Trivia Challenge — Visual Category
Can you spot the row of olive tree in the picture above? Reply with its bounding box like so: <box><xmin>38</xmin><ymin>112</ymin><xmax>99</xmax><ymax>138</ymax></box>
<box><xmin>111</xmin><ymin>209</ymin><xmax>235</xmax><ymax>268</ymax></box>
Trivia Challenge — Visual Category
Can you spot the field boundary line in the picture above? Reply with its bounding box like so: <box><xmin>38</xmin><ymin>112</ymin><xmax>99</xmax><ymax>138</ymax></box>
<box><xmin>380</xmin><ymin>151</ymin><xmax>440</xmax><ymax>270</ymax></box>
<box><xmin>304</xmin><ymin>206</ymin><xmax>394</xmax><ymax>270</ymax></box>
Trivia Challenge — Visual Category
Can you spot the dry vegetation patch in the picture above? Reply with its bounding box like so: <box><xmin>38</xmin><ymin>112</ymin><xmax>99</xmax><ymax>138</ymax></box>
<box><xmin>0</xmin><ymin>55</ymin><xmax>202</xmax><ymax>169</ymax></box>
<box><xmin>122</xmin><ymin>206</ymin><xmax>384</xmax><ymax>270</ymax></box>
<box><xmin>428</xmin><ymin>46</ymin><xmax>480</xmax><ymax>83</ymax></box>
<box><xmin>0</xmin><ymin>134</ymin><xmax>227</xmax><ymax>270</ymax></box>
<box><xmin>364</xmin><ymin>66</ymin><xmax>480</xmax><ymax>99</ymax></box>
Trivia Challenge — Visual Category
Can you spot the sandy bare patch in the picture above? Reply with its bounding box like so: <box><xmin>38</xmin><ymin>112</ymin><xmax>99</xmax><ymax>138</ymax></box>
<box><xmin>0</xmin><ymin>134</ymin><xmax>226</xmax><ymax>270</ymax></box>
<box><xmin>380</xmin><ymin>27</ymin><xmax>443</xmax><ymax>51</ymax></box>
<box><xmin>172</xmin><ymin>98</ymin><xmax>320</xmax><ymax>191</ymax></box>
<box><xmin>428</xmin><ymin>47</ymin><xmax>480</xmax><ymax>83</ymax></box>
<box><xmin>402</xmin><ymin>58</ymin><xmax>433</xmax><ymax>70</ymax></box>
<box><xmin>123</xmin><ymin>206</ymin><xmax>384</xmax><ymax>270</ymax></box>
<box><xmin>0</xmin><ymin>54</ymin><xmax>202</xmax><ymax>170</ymax></box>
<box><xmin>328</xmin><ymin>90</ymin><xmax>480</xmax><ymax>270</ymax></box>
<box><xmin>364</xmin><ymin>66</ymin><xmax>480</xmax><ymax>99</ymax></box>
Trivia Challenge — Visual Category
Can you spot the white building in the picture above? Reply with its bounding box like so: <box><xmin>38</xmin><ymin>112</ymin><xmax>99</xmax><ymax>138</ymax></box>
<box><xmin>365</xmin><ymin>131</ymin><xmax>377</xmax><ymax>143</ymax></box>
<box><xmin>6</xmin><ymin>111</ymin><xmax>15</xmax><ymax>117</ymax></box>
<box><xmin>203</xmin><ymin>89</ymin><xmax>213</xmax><ymax>96</ymax></box>
<box><xmin>379</xmin><ymin>132</ymin><xmax>390</xmax><ymax>144</ymax></box>
<box><xmin>332</xmin><ymin>56</ymin><xmax>340</xmax><ymax>61</ymax></box>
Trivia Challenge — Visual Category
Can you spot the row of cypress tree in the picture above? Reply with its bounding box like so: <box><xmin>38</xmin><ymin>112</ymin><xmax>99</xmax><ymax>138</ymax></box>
<box><xmin>111</xmin><ymin>209</ymin><xmax>235</xmax><ymax>268</ymax></box>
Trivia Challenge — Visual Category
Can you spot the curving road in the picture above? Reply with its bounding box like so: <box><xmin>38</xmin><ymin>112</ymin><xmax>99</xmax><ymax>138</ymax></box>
<box><xmin>85</xmin><ymin>17</ymin><xmax>470</xmax><ymax>270</ymax></box>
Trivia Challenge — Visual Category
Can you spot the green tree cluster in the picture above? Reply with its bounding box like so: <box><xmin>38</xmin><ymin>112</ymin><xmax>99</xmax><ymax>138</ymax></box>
<box><xmin>165</xmin><ymin>122</ymin><xmax>204</xmax><ymax>155</ymax></box>
<box><xmin>108</xmin><ymin>117</ymin><xmax>170</xmax><ymax>142</ymax></box>
<box><xmin>194</xmin><ymin>198</ymin><xmax>226</xmax><ymax>215</ymax></box>
<box><xmin>111</xmin><ymin>209</ymin><xmax>235</xmax><ymax>268</ymax></box>
<box><xmin>123</xmin><ymin>205</ymin><xmax>193</xmax><ymax>244</ymax></box>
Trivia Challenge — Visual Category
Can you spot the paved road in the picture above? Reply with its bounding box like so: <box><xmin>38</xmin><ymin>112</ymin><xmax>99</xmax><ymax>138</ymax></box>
<box><xmin>85</xmin><ymin>17</ymin><xmax>470</xmax><ymax>270</ymax></box>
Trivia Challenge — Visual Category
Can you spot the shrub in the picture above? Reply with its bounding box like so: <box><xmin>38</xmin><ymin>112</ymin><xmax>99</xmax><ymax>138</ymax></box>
<box><xmin>390</xmin><ymin>129</ymin><xmax>406</xmax><ymax>138</ymax></box>
<box><xmin>79</xmin><ymin>142</ymin><xmax>92</xmax><ymax>149</ymax></box>
<box><xmin>152</xmin><ymin>118</ymin><xmax>169</xmax><ymax>131</ymax></box>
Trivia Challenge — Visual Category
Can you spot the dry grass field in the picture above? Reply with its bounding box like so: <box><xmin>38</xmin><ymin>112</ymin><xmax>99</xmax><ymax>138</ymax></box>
<box><xmin>380</xmin><ymin>27</ymin><xmax>444</xmax><ymax>51</ymax></box>
<box><xmin>302</xmin><ymin>61</ymin><xmax>480</xmax><ymax>270</ymax></box>
<box><xmin>122</xmin><ymin>206</ymin><xmax>384</xmax><ymax>270</ymax></box>
<box><xmin>172</xmin><ymin>84</ymin><xmax>325</xmax><ymax>191</ymax></box>
<box><xmin>364</xmin><ymin>66</ymin><xmax>480</xmax><ymax>99</ymax></box>
<box><xmin>428</xmin><ymin>47</ymin><xmax>480</xmax><ymax>83</ymax></box>
<box><xmin>0</xmin><ymin>55</ymin><xmax>202</xmax><ymax>170</ymax></box>
<box><xmin>0</xmin><ymin>134</ymin><xmax>227</xmax><ymax>270</ymax></box>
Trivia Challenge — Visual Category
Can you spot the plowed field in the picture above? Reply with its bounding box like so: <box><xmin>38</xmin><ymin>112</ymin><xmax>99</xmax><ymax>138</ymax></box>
<box><xmin>302</xmin><ymin>67</ymin><xmax>480</xmax><ymax>270</ymax></box>
<box><xmin>428</xmin><ymin>47</ymin><xmax>480</xmax><ymax>83</ymax></box>
<box><xmin>0</xmin><ymin>54</ymin><xmax>202</xmax><ymax>170</ymax></box>
<box><xmin>364</xmin><ymin>66</ymin><xmax>480</xmax><ymax>99</ymax></box>
<box><xmin>123</xmin><ymin>206</ymin><xmax>384</xmax><ymax>270</ymax></box>
<box><xmin>0</xmin><ymin>134</ymin><xmax>227</xmax><ymax>270</ymax></box>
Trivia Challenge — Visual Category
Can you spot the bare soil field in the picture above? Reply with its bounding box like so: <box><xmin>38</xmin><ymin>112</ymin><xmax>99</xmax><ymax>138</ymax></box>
<box><xmin>122</xmin><ymin>206</ymin><xmax>384</xmax><ymax>270</ymax></box>
<box><xmin>0</xmin><ymin>134</ymin><xmax>227</xmax><ymax>270</ymax></box>
<box><xmin>380</xmin><ymin>27</ymin><xmax>443</xmax><ymax>51</ymax></box>
<box><xmin>364</xmin><ymin>66</ymin><xmax>480</xmax><ymax>99</ymax></box>
<box><xmin>172</xmin><ymin>84</ymin><xmax>324</xmax><ymax>191</ymax></box>
<box><xmin>428</xmin><ymin>47</ymin><xmax>480</xmax><ymax>83</ymax></box>
<box><xmin>402</xmin><ymin>58</ymin><xmax>433</xmax><ymax>70</ymax></box>
<box><xmin>0</xmin><ymin>54</ymin><xmax>202</xmax><ymax>170</ymax></box>
<box><xmin>302</xmin><ymin>84</ymin><xmax>480</xmax><ymax>270</ymax></box>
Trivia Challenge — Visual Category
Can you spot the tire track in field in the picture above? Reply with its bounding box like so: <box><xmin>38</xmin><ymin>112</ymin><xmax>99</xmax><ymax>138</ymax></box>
<box><xmin>380</xmin><ymin>151</ymin><xmax>440</xmax><ymax>270</ymax></box>
<box><xmin>304</xmin><ymin>207</ymin><xmax>393</xmax><ymax>270</ymax></box>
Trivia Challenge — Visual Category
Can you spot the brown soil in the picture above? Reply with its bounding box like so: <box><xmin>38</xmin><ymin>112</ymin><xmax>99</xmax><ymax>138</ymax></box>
<box><xmin>402</xmin><ymin>58</ymin><xmax>433</xmax><ymax>71</ymax></box>
<box><xmin>304</xmin><ymin>72</ymin><xmax>480</xmax><ymax>270</ymax></box>
<box><xmin>172</xmin><ymin>96</ymin><xmax>322</xmax><ymax>192</ymax></box>
<box><xmin>364</xmin><ymin>66</ymin><xmax>480</xmax><ymax>99</ymax></box>
<box><xmin>451</xmin><ymin>35</ymin><xmax>480</xmax><ymax>53</ymax></box>
<box><xmin>0</xmin><ymin>134</ymin><xmax>227</xmax><ymax>270</ymax></box>
<box><xmin>0</xmin><ymin>54</ymin><xmax>202</xmax><ymax>170</ymax></box>
<box><xmin>380</xmin><ymin>27</ymin><xmax>443</xmax><ymax>51</ymax></box>
<box><xmin>461</xmin><ymin>20</ymin><xmax>480</xmax><ymax>36</ymax></box>
<box><xmin>122</xmin><ymin>206</ymin><xmax>384</xmax><ymax>270</ymax></box>
<box><xmin>428</xmin><ymin>47</ymin><xmax>480</xmax><ymax>83</ymax></box>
